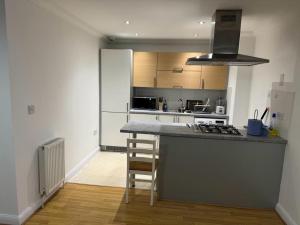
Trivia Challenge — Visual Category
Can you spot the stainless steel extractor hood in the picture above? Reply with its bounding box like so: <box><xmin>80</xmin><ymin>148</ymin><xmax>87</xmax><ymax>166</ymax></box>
<box><xmin>186</xmin><ymin>10</ymin><xmax>269</xmax><ymax>66</ymax></box>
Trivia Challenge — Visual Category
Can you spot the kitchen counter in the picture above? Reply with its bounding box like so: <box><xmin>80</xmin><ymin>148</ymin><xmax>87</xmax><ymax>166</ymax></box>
<box><xmin>120</xmin><ymin>121</ymin><xmax>287</xmax><ymax>144</ymax></box>
<box><xmin>130</xmin><ymin>109</ymin><xmax>229</xmax><ymax>119</ymax></box>
<box><xmin>120</xmin><ymin>121</ymin><xmax>287</xmax><ymax>208</ymax></box>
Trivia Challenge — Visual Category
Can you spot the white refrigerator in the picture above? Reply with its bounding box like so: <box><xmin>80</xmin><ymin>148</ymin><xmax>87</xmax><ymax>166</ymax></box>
<box><xmin>101</xmin><ymin>49</ymin><xmax>132</xmax><ymax>147</ymax></box>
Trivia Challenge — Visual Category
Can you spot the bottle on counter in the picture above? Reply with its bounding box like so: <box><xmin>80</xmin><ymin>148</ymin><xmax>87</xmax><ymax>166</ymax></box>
<box><xmin>162</xmin><ymin>99</ymin><xmax>168</xmax><ymax>112</ymax></box>
<box><xmin>158</xmin><ymin>97</ymin><xmax>164</xmax><ymax>111</ymax></box>
<box><xmin>269</xmin><ymin>113</ymin><xmax>279</xmax><ymax>136</ymax></box>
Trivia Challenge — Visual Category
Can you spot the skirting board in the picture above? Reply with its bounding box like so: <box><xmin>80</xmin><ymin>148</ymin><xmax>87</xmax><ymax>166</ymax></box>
<box><xmin>0</xmin><ymin>146</ymin><xmax>100</xmax><ymax>225</ymax></box>
<box><xmin>0</xmin><ymin>213</ymin><xmax>19</xmax><ymax>225</ymax></box>
<box><xmin>276</xmin><ymin>203</ymin><xmax>299</xmax><ymax>225</ymax></box>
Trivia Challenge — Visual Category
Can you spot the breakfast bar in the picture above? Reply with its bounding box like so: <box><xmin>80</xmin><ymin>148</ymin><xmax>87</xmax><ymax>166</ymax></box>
<box><xmin>121</xmin><ymin>121</ymin><xmax>287</xmax><ymax>208</ymax></box>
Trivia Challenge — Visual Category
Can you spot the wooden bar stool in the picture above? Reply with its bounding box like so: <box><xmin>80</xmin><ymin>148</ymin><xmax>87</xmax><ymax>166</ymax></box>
<box><xmin>126</xmin><ymin>137</ymin><xmax>159</xmax><ymax>206</ymax></box>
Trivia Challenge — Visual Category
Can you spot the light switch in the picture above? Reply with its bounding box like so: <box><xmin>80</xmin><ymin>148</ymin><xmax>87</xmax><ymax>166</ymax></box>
<box><xmin>27</xmin><ymin>105</ymin><xmax>35</xmax><ymax>115</ymax></box>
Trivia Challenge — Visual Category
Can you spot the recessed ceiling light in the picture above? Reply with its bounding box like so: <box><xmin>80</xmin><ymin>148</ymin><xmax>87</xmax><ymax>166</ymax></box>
<box><xmin>125</xmin><ymin>20</ymin><xmax>130</xmax><ymax>25</ymax></box>
<box><xmin>194</xmin><ymin>33</ymin><xmax>199</xmax><ymax>37</ymax></box>
<box><xmin>135</xmin><ymin>33</ymin><xmax>139</xmax><ymax>36</ymax></box>
<box><xmin>199</xmin><ymin>21</ymin><xmax>206</xmax><ymax>25</ymax></box>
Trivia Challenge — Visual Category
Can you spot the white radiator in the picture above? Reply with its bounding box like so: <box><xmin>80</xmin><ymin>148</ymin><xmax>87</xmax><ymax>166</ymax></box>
<box><xmin>38</xmin><ymin>138</ymin><xmax>65</xmax><ymax>201</ymax></box>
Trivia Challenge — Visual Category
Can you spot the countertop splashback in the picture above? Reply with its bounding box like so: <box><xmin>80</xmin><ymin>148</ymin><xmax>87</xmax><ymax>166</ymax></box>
<box><xmin>133</xmin><ymin>87</ymin><xmax>227</xmax><ymax>112</ymax></box>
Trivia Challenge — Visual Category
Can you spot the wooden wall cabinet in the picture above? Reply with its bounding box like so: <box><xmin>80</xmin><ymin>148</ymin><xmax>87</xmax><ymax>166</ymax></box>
<box><xmin>157</xmin><ymin>71</ymin><xmax>201</xmax><ymax>89</ymax></box>
<box><xmin>133</xmin><ymin>52</ymin><xmax>157</xmax><ymax>88</ymax></box>
<box><xmin>132</xmin><ymin>51</ymin><xmax>229</xmax><ymax>90</ymax></box>
<box><xmin>157</xmin><ymin>52</ymin><xmax>203</xmax><ymax>72</ymax></box>
<box><xmin>201</xmin><ymin>66</ymin><xmax>229</xmax><ymax>90</ymax></box>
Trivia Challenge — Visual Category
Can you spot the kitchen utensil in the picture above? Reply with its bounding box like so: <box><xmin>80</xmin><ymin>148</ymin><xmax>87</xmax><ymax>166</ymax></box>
<box><xmin>194</xmin><ymin>104</ymin><xmax>211</xmax><ymax>113</ymax></box>
<box><xmin>260</xmin><ymin>107</ymin><xmax>269</xmax><ymax>120</ymax></box>
<box><xmin>202</xmin><ymin>98</ymin><xmax>210</xmax><ymax>112</ymax></box>
<box><xmin>254</xmin><ymin>109</ymin><xmax>259</xmax><ymax>120</ymax></box>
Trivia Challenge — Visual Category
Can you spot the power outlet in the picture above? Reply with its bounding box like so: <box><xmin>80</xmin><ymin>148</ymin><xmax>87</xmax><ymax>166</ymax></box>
<box><xmin>27</xmin><ymin>105</ymin><xmax>35</xmax><ymax>115</ymax></box>
<box><xmin>93</xmin><ymin>130</ymin><xmax>98</xmax><ymax>136</ymax></box>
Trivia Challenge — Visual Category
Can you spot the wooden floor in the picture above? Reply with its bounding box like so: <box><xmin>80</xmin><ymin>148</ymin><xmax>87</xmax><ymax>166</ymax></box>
<box><xmin>25</xmin><ymin>183</ymin><xmax>284</xmax><ymax>225</ymax></box>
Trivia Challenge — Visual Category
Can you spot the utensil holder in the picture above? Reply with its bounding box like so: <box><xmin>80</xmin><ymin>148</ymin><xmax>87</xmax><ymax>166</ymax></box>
<box><xmin>247</xmin><ymin>119</ymin><xmax>263</xmax><ymax>136</ymax></box>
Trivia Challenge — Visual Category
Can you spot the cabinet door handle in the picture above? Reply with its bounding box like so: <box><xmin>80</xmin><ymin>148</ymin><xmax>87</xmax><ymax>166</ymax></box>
<box><xmin>173</xmin><ymin>85</ymin><xmax>183</xmax><ymax>88</ymax></box>
<box><xmin>126</xmin><ymin>115</ymin><xmax>129</xmax><ymax>122</ymax></box>
<box><xmin>172</xmin><ymin>67</ymin><xmax>183</xmax><ymax>73</ymax></box>
<box><xmin>126</xmin><ymin>102</ymin><xmax>129</xmax><ymax>112</ymax></box>
<box><xmin>202</xmin><ymin>79</ymin><xmax>205</xmax><ymax>89</ymax></box>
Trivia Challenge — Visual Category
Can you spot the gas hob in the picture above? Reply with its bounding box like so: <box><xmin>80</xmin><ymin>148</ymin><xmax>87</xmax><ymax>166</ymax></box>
<box><xmin>188</xmin><ymin>124</ymin><xmax>242</xmax><ymax>136</ymax></box>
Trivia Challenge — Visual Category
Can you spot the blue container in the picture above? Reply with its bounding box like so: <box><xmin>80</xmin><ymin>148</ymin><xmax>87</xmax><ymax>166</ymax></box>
<box><xmin>247</xmin><ymin>119</ymin><xmax>263</xmax><ymax>136</ymax></box>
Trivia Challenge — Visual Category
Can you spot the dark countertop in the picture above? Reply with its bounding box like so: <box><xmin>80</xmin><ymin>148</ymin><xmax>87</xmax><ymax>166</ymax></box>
<box><xmin>130</xmin><ymin>109</ymin><xmax>229</xmax><ymax>119</ymax></box>
<box><xmin>120</xmin><ymin>121</ymin><xmax>287</xmax><ymax>144</ymax></box>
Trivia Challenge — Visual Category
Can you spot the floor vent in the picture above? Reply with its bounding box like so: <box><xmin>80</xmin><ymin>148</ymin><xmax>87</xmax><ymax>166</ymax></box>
<box><xmin>101</xmin><ymin>145</ymin><xmax>126</xmax><ymax>152</ymax></box>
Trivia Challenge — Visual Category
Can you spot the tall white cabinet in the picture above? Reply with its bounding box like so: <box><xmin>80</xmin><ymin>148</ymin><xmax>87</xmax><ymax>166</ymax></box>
<box><xmin>101</xmin><ymin>49</ymin><xmax>132</xmax><ymax>147</ymax></box>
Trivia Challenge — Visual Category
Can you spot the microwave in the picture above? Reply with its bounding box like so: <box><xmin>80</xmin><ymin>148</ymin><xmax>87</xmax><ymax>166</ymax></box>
<box><xmin>132</xmin><ymin>97</ymin><xmax>157</xmax><ymax>110</ymax></box>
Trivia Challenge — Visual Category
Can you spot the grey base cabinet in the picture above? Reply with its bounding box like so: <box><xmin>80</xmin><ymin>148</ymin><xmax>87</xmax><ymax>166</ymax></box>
<box><xmin>158</xmin><ymin>135</ymin><xmax>285</xmax><ymax>208</ymax></box>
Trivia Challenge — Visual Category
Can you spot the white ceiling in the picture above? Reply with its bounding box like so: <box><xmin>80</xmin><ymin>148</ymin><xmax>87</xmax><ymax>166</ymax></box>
<box><xmin>41</xmin><ymin>0</ymin><xmax>293</xmax><ymax>40</ymax></box>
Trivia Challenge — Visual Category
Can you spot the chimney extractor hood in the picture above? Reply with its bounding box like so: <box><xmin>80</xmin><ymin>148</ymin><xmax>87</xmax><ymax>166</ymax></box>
<box><xmin>186</xmin><ymin>10</ymin><xmax>269</xmax><ymax>66</ymax></box>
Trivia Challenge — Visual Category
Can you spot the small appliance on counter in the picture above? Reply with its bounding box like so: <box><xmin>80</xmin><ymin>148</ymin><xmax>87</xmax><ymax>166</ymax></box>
<box><xmin>215</xmin><ymin>97</ymin><xmax>226</xmax><ymax>115</ymax></box>
<box><xmin>132</xmin><ymin>97</ymin><xmax>157</xmax><ymax>110</ymax></box>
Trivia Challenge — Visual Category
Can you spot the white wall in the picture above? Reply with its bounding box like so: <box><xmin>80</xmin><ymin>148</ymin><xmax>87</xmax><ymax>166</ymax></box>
<box><xmin>0</xmin><ymin>0</ymin><xmax>18</xmax><ymax>218</ymax></box>
<box><xmin>231</xmin><ymin>36</ymin><xmax>255</xmax><ymax>127</ymax></box>
<box><xmin>227</xmin><ymin>36</ymin><xmax>255</xmax><ymax>127</ymax></box>
<box><xmin>249</xmin><ymin>12</ymin><xmax>299</xmax><ymax>119</ymax></box>
<box><xmin>278</xmin><ymin>48</ymin><xmax>300</xmax><ymax>225</ymax></box>
<box><xmin>226</xmin><ymin>67</ymin><xmax>237</xmax><ymax>125</ymax></box>
<box><xmin>4</xmin><ymin>0</ymin><xmax>100</xmax><ymax>220</ymax></box>
<box><xmin>247</xmin><ymin>2</ymin><xmax>300</xmax><ymax>224</ymax></box>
